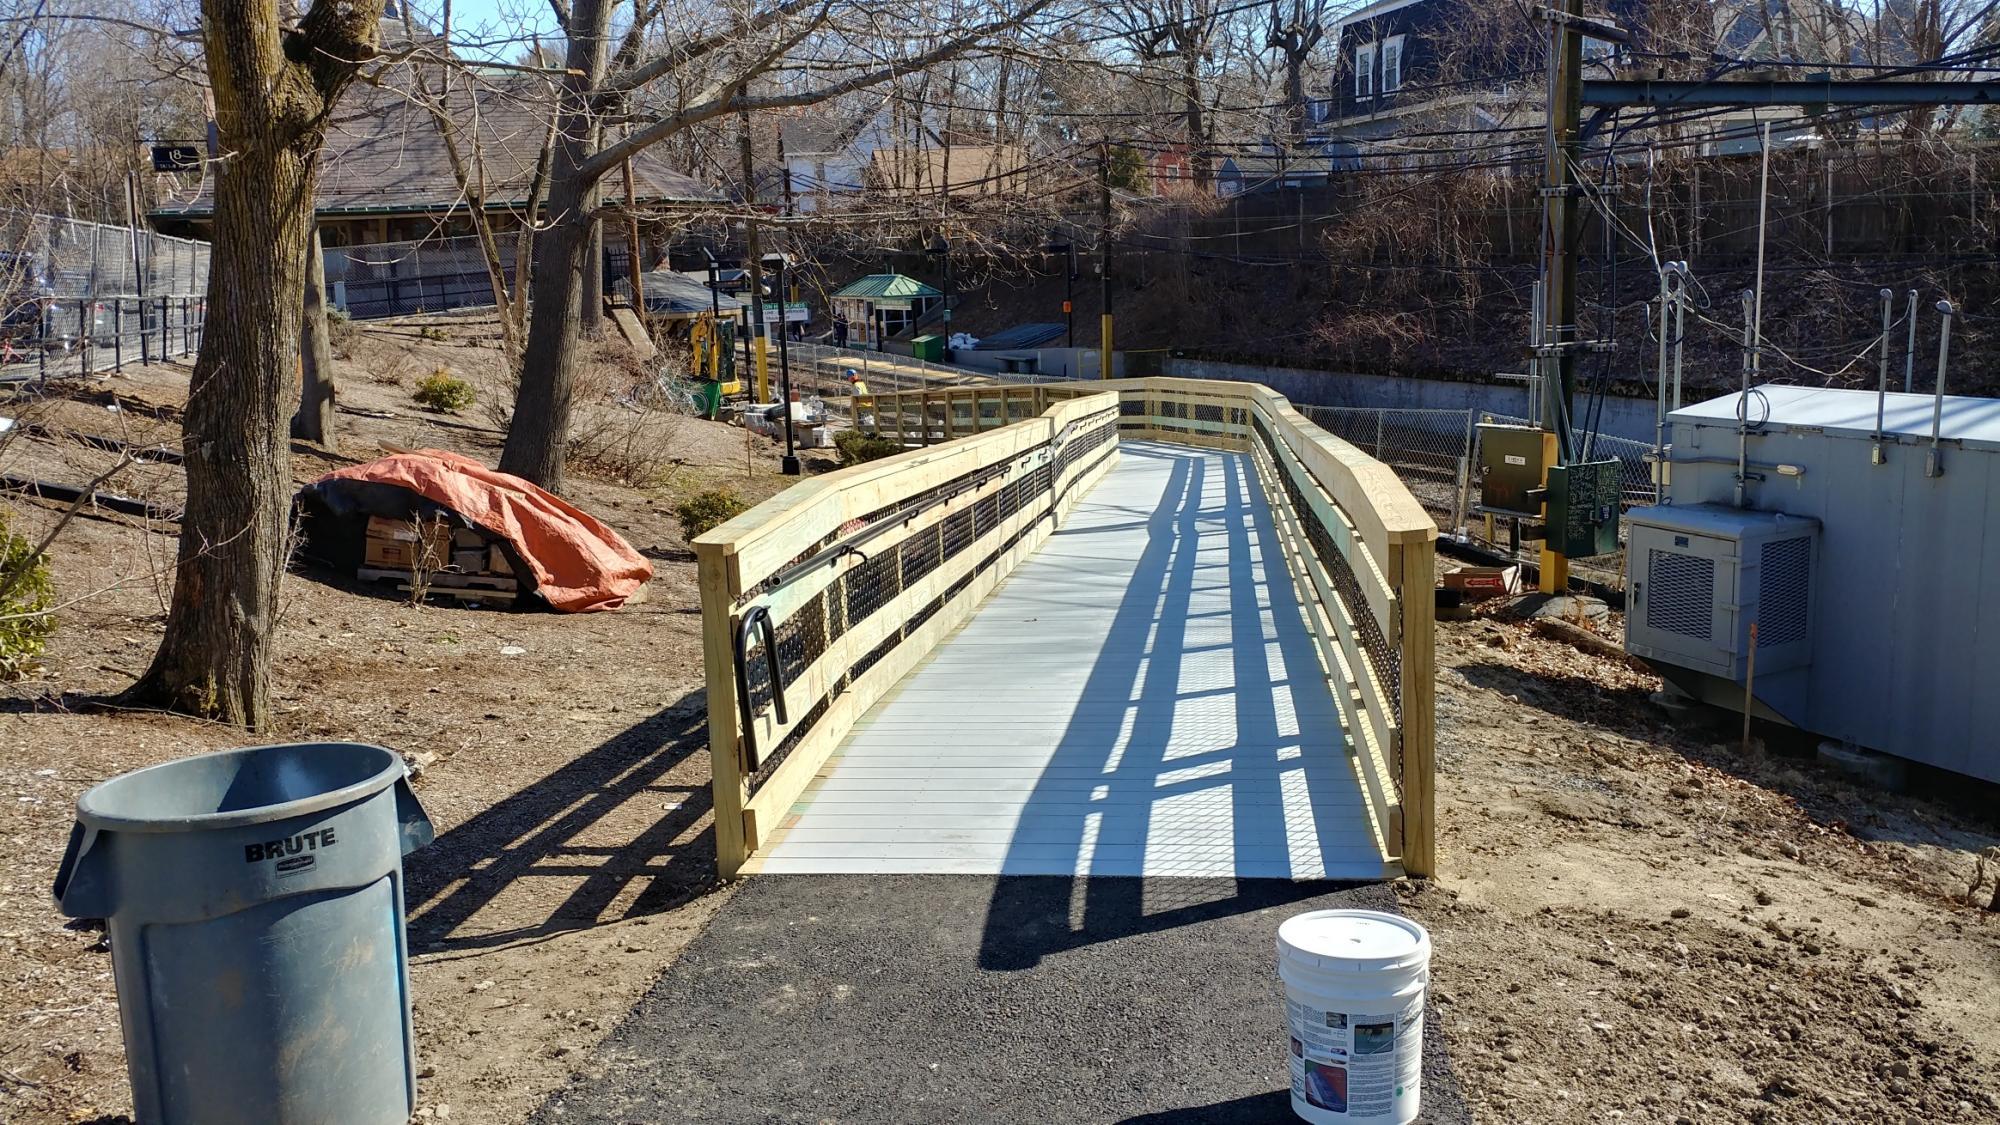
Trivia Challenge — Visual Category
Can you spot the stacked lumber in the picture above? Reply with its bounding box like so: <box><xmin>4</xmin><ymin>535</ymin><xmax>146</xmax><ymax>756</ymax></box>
<box><xmin>358</xmin><ymin>516</ymin><xmax>520</xmax><ymax>604</ymax></box>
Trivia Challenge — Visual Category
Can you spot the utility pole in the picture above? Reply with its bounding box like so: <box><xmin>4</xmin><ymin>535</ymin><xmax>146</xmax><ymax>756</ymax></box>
<box><xmin>1535</xmin><ymin>0</ymin><xmax>1584</xmax><ymax>594</ymax></box>
<box><xmin>738</xmin><ymin>101</ymin><xmax>771</xmax><ymax>401</ymax></box>
<box><xmin>621</xmin><ymin>152</ymin><xmax>644</xmax><ymax>322</ymax></box>
<box><xmin>1098</xmin><ymin>141</ymin><xmax>1114</xmax><ymax>379</ymax></box>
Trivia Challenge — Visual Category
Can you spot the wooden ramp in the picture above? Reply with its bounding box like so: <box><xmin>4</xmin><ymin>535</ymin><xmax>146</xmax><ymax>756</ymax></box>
<box><xmin>752</xmin><ymin>441</ymin><xmax>1393</xmax><ymax>879</ymax></box>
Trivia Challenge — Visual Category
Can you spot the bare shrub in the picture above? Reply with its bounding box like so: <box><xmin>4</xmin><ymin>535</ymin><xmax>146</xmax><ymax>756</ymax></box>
<box><xmin>565</xmin><ymin>337</ymin><xmax>700</xmax><ymax>489</ymax></box>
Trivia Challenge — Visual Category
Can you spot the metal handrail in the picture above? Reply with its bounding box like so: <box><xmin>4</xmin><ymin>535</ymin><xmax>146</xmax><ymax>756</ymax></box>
<box><xmin>733</xmin><ymin>605</ymin><xmax>788</xmax><ymax>770</ymax></box>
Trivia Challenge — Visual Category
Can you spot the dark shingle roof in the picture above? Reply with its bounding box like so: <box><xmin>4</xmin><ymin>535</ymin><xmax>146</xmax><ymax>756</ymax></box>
<box><xmin>153</xmin><ymin>74</ymin><xmax>719</xmax><ymax>219</ymax></box>
<box><xmin>974</xmin><ymin>322</ymin><xmax>1067</xmax><ymax>350</ymax></box>
<box><xmin>615</xmin><ymin>270</ymin><xmax>745</xmax><ymax>316</ymax></box>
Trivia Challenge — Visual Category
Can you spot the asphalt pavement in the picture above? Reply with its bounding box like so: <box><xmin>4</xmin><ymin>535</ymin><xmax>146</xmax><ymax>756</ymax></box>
<box><xmin>532</xmin><ymin>875</ymin><xmax>1468</xmax><ymax>1124</ymax></box>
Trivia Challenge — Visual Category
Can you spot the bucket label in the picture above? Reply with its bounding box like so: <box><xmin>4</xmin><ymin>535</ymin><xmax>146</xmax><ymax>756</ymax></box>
<box><xmin>244</xmin><ymin>829</ymin><xmax>337</xmax><ymax>877</ymax></box>
<box><xmin>1286</xmin><ymin>995</ymin><xmax>1423</xmax><ymax>1122</ymax></box>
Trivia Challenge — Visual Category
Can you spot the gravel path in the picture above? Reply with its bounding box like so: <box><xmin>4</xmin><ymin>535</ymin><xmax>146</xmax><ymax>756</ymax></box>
<box><xmin>532</xmin><ymin>874</ymin><xmax>1467</xmax><ymax>1124</ymax></box>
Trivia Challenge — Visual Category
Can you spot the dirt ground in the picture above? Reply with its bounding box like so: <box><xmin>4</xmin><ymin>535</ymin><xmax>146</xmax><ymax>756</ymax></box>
<box><xmin>1410</xmin><ymin>593</ymin><xmax>2000</xmax><ymax>1124</ymax></box>
<box><xmin>0</xmin><ymin>315</ymin><xmax>813</xmax><ymax>1125</ymax></box>
<box><xmin>2</xmin><ymin>318</ymin><xmax>1997</xmax><ymax>1123</ymax></box>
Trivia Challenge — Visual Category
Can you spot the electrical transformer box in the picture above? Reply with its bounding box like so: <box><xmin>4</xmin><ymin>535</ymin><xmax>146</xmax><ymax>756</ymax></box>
<box><xmin>1546</xmin><ymin>459</ymin><xmax>1622</xmax><ymax>558</ymax></box>
<box><xmin>1476</xmin><ymin>423</ymin><xmax>1547</xmax><ymax>517</ymax></box>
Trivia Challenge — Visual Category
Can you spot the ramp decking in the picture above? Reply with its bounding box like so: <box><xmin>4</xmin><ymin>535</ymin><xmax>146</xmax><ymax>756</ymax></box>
<box><xmin>753</xmin><ymin>441</ymin><xmax>1390</xmax><ymax>878</ymax></box>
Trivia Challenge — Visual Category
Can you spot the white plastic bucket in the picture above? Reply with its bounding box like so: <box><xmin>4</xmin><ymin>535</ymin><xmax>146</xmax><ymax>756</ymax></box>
<box><xmin>1276</xmin><ymin>909</ymin><xmax>1432</xmax><ymax>1125</ymax></box>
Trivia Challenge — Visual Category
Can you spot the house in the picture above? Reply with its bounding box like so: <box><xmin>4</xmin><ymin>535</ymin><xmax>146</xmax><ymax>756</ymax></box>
<box><xmin>778</xmin><ymin>116</ymin><xmax>886</xmax><ymax>212</ymax></box>
<box><xmin>1217</xmin><ymin>143</ymin><xmax>1360</xmax><ymax>197</ymax></box>
<box><xmin>829</xmin><ymin>274</ymin><xmax>943</xmax><ymax>348</ymax></box>
<box><xmin>149</xmin><ymin>12</ymin><xmax>719</xmax><ymax>245</ymax></box>
<box><xmin>1320</xmin><ymin>0</ymin><xmax>1862</xmax><ymax>152</ymax></box>
<box><xmin>1321</xmin><ymin>0</ymin><xmax>1543</xmax><ymax>144</ymax></box>
<box><xmin>1147</xmin><ymin>145</ymin><xmax>1195</xmax><ymax>196</ymax></box>
<box><xmin>865</xmin><ymin>144</ymin><xmax>1031</xmax><ymax>200</ymax></box>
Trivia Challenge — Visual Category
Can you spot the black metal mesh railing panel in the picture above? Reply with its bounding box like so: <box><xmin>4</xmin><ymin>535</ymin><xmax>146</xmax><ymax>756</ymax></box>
<box><xmin>736</xmin><ymin>406</ymin><xmax>1119</xmax><ymax>797</ymax></box>
<box><xmin>1254</xmin><ymin>415</ymin><xmax>1403</xmax><ymax>727</ymax></box>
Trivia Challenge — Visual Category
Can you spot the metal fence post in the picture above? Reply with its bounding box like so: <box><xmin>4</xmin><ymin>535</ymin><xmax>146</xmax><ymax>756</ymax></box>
<box><xmin>1374</xmin><ymin>410</ymin><xmax>1385</xmax><ymax>459</ymax></box>
<box><xmin>113</xmin><ymin>299</ymin><xmax>122</xmax><ymax>372</ymax></box>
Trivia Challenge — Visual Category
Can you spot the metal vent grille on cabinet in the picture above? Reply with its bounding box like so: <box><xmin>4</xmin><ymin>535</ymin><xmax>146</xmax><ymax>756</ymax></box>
<box><xmin>1757</xmin><ymin>537</ymin><xmax>1812</xmax><ymax>647</ymax></box>
<box><xmin>1645</xmin><ymin>550</ymin><xmax>1714</xmax><ymax>639</ymax></box>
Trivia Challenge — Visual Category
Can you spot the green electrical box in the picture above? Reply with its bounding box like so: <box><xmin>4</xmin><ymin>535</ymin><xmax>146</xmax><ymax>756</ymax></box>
<box><xmin>1545</xmin><ymin>459</ymin><xmax>1622</xmax><ymax>558</ymax></box>
<box><xmin>1477</xmin><ymin>423</ymin><xmax>1548</xmax><ymax>517</ymax></box>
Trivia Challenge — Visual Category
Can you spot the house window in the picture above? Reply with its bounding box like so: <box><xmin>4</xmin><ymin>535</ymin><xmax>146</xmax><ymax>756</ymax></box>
<box><xmin>1355</xmin><ymin>43</ymin><xmax>1376</xmax><ymax>98</ymax></box>
<box><xmin>1383</xmin><ymin>36</ymin><xmax>1405</xmax><ymax>93</ymax></box>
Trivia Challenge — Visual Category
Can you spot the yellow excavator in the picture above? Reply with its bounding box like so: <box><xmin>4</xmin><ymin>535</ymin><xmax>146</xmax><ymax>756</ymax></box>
<box><xmin>688</xmin><ymin>312</ymin><xmax>742</xmax><ymax>418</ymax></box>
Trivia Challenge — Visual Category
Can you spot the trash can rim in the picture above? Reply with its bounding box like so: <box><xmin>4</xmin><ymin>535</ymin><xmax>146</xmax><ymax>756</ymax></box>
<box><xmin>76</xmin><ymin>741</ymin><xmax>407</xmax><ymax>833</ymax></box>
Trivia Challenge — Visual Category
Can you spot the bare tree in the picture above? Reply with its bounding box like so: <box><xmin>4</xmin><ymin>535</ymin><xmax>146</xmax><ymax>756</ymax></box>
<box><xmin>1111</xmin><ymin>0</ymin><xmax>1230</xmax><ymax>190</ymax></box>
<box><xmin>1266</xmin><ymin>0</ymin><xmax>1327</xmax><ymax>145</ymax></box>
<box><xmin>123</xmin><ymin>0</ymin><xmax>383</xmax><ymax>726</ymax></box>
<box><xmin>495</xmin><ymin>0</ymin><xmax>1062</xmax><ymax>492</ymax></box>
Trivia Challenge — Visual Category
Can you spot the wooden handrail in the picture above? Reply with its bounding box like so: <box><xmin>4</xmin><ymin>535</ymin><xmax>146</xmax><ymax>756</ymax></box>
<box><xmin>697</xmin><ymin>391</ymin><xmax>1123</xmax><ymax>878</ymax></box>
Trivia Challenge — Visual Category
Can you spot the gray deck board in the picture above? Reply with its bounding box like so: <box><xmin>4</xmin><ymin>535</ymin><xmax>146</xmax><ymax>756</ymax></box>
<box><xmin>759</xmin><ymin>441</ymin><xmax>1388</xmax><ymax>879</ymax></box>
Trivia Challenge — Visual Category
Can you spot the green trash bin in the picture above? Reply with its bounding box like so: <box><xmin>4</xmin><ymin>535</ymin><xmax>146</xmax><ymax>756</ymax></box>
<box><xmin>695</xmin><ymin>379</ymin><xmax>725</xmax><ymax>420</ymax></box>
<box><xmin>53</xmin><ymin>742</ymin><xmax>434</xmax><ymax>1125</ymax></box>
<box><xmin>910</xmin><ymin>334</ymin><xmax>943</xmax><ymax>362</ymax></box>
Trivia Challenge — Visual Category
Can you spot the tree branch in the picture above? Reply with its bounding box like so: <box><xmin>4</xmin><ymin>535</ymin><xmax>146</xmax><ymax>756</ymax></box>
<box><xmin>598</xmin><ymin>0</ymin><xmax>821</xmax><ymax>98</ymax></box>
<box><xmin>580</xmin><ymin>0</ymin><xmax>1056</xmax><ymax>183</ymax></box>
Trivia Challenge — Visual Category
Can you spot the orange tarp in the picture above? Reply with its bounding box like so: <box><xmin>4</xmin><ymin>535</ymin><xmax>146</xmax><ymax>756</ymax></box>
<box><xmin>315</xmin><ymin>450</ymin><xmax>652</xmax><ymax>612</ymax></box>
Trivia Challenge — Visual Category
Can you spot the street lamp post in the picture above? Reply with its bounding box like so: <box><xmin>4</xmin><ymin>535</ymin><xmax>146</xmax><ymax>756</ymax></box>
<box><xmin>928</xmin><ymin>235</ymin><xmax>952</xmax><ymax>359</ymax></box>
<box><xmin>703</xmin><ymin>249</ymin><xmax>723</xmax><ymax>380</ymax></box>
<box><xmin>1045</xmin><ymin>229</ymin><xmax>1076</xmax><ymax>349</ymax></box>
<box><xmin>763</xmin><ymin>251</ymin><xmax>800</xmax><ymax>475</ymax></box>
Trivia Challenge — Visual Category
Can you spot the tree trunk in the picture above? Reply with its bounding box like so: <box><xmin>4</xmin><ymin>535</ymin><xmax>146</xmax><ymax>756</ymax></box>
<box><xmin>499</xmin><ymin>174</ymin><xmax>593</xmax><ymax>492</ymax></box>
<box><xmin>496</xmin><ymin>0</ymin><xmax>611</xmax><ymax>490</ymax></box>
<box><xmin>292</xmin><ymin>225</ymin><xmax>336</xmax><ymax>446</ymax></box>
<box><xmin>125</xmin><ymin>0</ymin><xmax>380</xmax><ymax>726</ymax></box>
<box><xmin>1182</xmin><ymin>59</ymin><xmax>1211</xmax><ymax>191</ymax></box>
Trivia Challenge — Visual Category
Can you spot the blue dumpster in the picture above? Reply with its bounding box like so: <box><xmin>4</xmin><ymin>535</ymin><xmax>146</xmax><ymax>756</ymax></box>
<box><xmin>53</xmin><ymin>742</ymin><xmax>434</xmax><ymax>1125</ymax></box>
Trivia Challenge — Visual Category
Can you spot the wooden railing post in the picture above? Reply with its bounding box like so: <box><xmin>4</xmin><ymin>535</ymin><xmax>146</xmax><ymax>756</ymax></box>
<box><xmin>698</xmin><ymin>542</ymin><xmax>751</xmax><ymax>878</ymax></box>
<box><xmin>1391</xmin><ymin>536</ymin><xmax>1437</xmax><ymax>878</ymax></box>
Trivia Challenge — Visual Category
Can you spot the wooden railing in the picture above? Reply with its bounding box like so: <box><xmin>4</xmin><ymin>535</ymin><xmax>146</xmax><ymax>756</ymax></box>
<box><xmin>863</xmin><ymin>377</ymin><xmax>1439</xmax><ymax>877</ymax></box>
<box><xmin>695</xmin><ymin>392</ymin><xmax>1122</xmax><ymax>878</ymax></box>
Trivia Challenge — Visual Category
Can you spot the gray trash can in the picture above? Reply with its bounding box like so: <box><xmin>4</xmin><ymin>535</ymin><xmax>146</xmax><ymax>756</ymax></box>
<box><xmin>52</xmin><ymin>742</ymin><xmax>435</xmax><ymax>1125</ymax></box>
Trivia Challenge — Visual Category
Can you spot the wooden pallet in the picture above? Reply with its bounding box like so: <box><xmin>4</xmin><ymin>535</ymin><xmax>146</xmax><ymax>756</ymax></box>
<box><xmin>358</xmin><ymin>567</ymin><xmax>518</xmax><ymax>592</ymax></box>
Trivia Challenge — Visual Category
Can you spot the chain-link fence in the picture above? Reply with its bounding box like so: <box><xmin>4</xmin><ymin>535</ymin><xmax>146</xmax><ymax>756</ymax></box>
<box><xmin>1298</xmin><ymin>406</ymin><xmax>1478</xmax><ymax>534</ymax></box>
<box><xmin>0</xmin><ymin>211</ymin><xmax>209</xmax><ymax>383</ymax></box>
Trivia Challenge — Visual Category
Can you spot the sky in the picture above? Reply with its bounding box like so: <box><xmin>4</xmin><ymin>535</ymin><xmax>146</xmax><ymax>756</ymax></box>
<box><xmin>402</xmin><ymin>0</ymin><xmax>563</xmax><ymax>62</ymax></box>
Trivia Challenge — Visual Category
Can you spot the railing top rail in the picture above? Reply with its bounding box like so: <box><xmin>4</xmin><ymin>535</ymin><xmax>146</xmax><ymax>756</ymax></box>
<box><xmin>695</xmin><ymin>390</ymin><xmax>1120</xmax><ymax>591</ymax></box>
<box><xmin>1035</xmin><ymin>377</ymin><xmax>1437</xmax><ymax>546</ymax></box>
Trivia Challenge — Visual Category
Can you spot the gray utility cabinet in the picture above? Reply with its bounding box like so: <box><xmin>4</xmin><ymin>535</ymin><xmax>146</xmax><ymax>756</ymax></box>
<box><xmin>1628</xmin><ymin>504</ymin><xmax>1819</xmax><ymax>684</ymax></box>
<box><xmin>1628</xmin><ymin>384</ymin><xmax>2000</xmax><ymax>783</ymax></box>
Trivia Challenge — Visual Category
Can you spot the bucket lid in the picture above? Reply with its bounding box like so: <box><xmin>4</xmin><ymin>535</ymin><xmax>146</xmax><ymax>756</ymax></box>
<box><xmin>1277</xmin><ymin>908</ymin><xmax>1431</xmax><ymax>972</ymax></box>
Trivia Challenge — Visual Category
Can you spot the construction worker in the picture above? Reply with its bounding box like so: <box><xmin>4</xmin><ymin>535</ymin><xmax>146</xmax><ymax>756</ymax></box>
<box><xmin>845</xmin><ymin>366</ymin><xmax>874</xmax><ymax>429</ymax></box>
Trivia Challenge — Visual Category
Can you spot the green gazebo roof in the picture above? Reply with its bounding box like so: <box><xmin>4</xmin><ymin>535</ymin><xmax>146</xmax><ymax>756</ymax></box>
<box><xmin>831</xmin><ymin>273</ymin><xmax>943</xmax><ymax>300</ymax></box>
